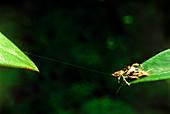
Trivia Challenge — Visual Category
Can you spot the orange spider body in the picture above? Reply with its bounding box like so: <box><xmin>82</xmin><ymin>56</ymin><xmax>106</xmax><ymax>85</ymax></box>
<box><xmin>112</xmin><ymin>63</ymin><xmax>153</xmax><ymax>86</ymax></box>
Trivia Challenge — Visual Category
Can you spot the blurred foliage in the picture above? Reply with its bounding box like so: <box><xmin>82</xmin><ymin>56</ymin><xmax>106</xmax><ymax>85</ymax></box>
<box><xmin>122</xmin><ymin>15</ymin><xmax>134</xmax><ymax>24</ymax></box>
<box><xmin>0</xmin><ymin>0</ymin><xmax>169</xmax><ymax>114</ymax></box>
<box><xmin>81</xmin><ymin>98</ymin><xmax>135</xmax><ymax>114</ymax></box>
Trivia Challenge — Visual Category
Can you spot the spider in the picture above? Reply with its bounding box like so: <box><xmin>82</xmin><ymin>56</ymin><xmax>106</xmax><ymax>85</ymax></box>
<box><xmin>112</xmin><ymin>63</ymin><xmax>153</xmax><ymax>86</ymax></box>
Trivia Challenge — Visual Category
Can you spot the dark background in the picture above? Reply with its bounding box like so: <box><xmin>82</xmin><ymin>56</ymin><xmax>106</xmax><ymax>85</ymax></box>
<box><xmin>0</xmin><ymin>0</ymin><xmax>170</xmax><ymax>114</ymax></box>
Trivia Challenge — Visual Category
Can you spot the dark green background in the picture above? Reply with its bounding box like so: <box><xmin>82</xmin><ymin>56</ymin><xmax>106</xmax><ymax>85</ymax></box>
<box><xmin>0</xmin><ymin>0</ymin><xmax>169</xmax><ymax>114</ymax></box>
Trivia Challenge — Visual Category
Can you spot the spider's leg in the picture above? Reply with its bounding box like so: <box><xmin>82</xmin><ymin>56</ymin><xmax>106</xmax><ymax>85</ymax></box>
<box><xmin>118</xmin><ymin>75</ymin><xmax>121</xmax><ymax>83</ymax></box>
<box><xmin>140</xmin><ymin>64</ymin><xmax>144</xmax><ymax>69</ymax></box>
<box><xmin>128</xmin><ymin>76</ymin><xmax>140</xmax><ymax>79</ymax></box>
<box><xmin>146</xmin><ymin>68</ymin><xmax>154</xmax><ymax>73</ymax></box>
<box><xmin>122</xmin><ymin>76</ymin><xmax>130</xmax><ymax>86</ymax></box>
<box><xmin>131</xmin><ymin>63</ymin><xmax>139</xmax><ymax>68</ymax></box>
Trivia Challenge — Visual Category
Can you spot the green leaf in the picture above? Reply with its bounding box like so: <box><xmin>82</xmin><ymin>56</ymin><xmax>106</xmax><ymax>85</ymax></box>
<box><xmin>0</xmin><ymin>32</ymin><xmax>39</xmax><ymax>72</ymax></box>
<box><xmin>130</xmin><ymin>49</ymin><xmax>170</xmax><ymax>84</ymax></box>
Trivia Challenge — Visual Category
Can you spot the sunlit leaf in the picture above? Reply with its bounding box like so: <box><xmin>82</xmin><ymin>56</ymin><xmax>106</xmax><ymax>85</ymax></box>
<box><xmin>0</xmin><ymin>32</ymin><xmax>39</xmax><ymax>72</ymax></box>
<box><xmin>130</xmin><ymin>49</ymin><xmax>170</xmax><ymax>84</ymax></box>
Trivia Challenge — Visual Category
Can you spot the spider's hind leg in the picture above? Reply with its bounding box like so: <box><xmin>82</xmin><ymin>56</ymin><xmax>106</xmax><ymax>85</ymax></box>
<box><xmin>146</xmin><ymin>68</ymin><xmax>154</xmax><ymax>73</ymax></box>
